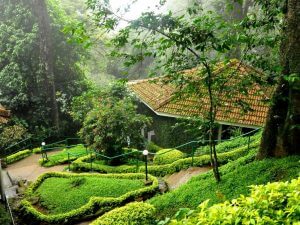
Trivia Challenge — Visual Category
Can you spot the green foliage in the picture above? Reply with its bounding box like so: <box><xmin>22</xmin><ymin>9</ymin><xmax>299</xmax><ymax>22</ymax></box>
<box><xmin>34</xmin><ymin>175</ymin><xmax>144</xmax><ymax>214</ymax></box>
<box><xmin>6</xmin><ymin>149</ymin><xmax>32</xmax><ymax>164</ymax></box>
<box><xmin>0</xmin><ymin>124</ymin><xmax>28</xmax><ymax>151</ymax></box>
<box><xmin>153</xmin><ymin>149</ymin><xmax>185</xmax><ymax>165</ymax></box>
<box><xmin>20</xmin><ymin>172</ymin><xmax>159</xmax><ymax>224</ymax></box>
<box><xmin>147</xmin><ymin>141</ymin><xmax>163</xmax><ymax>153</ymax></box>
<box><xmin>79</xmin><ymin>81</ymin><xmax>151</xmax><ymax>165</ymax></box>
<box><xmin>0</xmin><ymin>0</ymin><xmax>87</xmax><ymax>136</ymax></box>
<box><xmin>0</xmin><ymin>204</ymin><xmax>11</xmax><ymax>225</ymax></box>
<box><xmin>32</xmin><ymin>147</ymin><xmax>42</xmax><ymax>154</ymax></box>
<box><xmin>159</xmin><ymin>177</ymin><xmax>300</xmax><ymax>224</ymax></box>
<box><xmin>70</xmin><ymin>86</ymin><xmax>102</xmax><ymax>123</ymax></box>
<box><xmin>39</xmin><ymin>144</ymin><xmax>87</xmax><ymax>167</ymax></box>
<box><xmin>72</xmin><ymin>138</ymin><xmax>259</xmax><ymax>176</ymax></box>
<box><xmin>149</xmin><ymin>153</ymin><xmax>300</xmax><ymax>220</ymax></box>
<box><xmin>196</xmin><ymin>131</ymin><xmax>261</xmax><ymax>155</ymax></box>
<box><xmin>91</xmin><ymin>202</ymin><xmax>156</xmax><ymax>225</ymax></box>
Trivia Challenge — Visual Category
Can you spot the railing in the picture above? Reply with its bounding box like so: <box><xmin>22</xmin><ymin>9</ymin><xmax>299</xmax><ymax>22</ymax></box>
<box><xmin>3</xmin><ymin>195</ymin><xmax>16</xmax><ymax>225</ymax></box>
<box><xmin>2</xmin><ymin>136</ymin><xmax>33</xmax><ymax>157</ymax></box>
<box><xmin>40</xmin><ymin>128</ymin><xmax>261</xmax><ymax>172</ymax></box>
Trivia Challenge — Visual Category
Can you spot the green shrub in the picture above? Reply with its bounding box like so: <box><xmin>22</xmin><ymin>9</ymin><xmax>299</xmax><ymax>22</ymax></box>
<box><xmin>20</xmin><ymin>172</ymin><xmax>159</xmax><ymax>225</ymax></box>
<box><xmin>147</xmin><ymin>141</ymin><xmax>162</xmax><ymax>153</ymax></box>
<box><xmin>91</xmin><ymin>202</ymin><xmax>156</xmax><ymax>225</ymax></box>
<box><xmin>160</xmin><ymin>177</ymin><xmax>300</xmax><ymax>224</ymax></box>
<box><xmin>72</xmin><ymin>139</ymin><xmax>260</xmax><ymax>177</ymax></box>
<box><xmin>39</xmin><ymin>144</ymin><xmax>88</xmax><ymax>167</ymax></box>
<box><xmin>149</xmin><ymin>153</ymin><xmax>300</xmax><ymax>219</ymax></box>
<box><xmin>153</xmin><ymin>149</ymin><xmax>185</xmax><ymax>165</ymax></box>
<box><xmin>196</xmin><ymin>131</ymin><xmax>261</xmax><ymax>155</ymax></box>
<box><xmin>32</xmin><ymin>147</ymin><xmax>42</xmax><ymax>154</ymax></box>
<box><xmin>6</xmin><ymin>149</ymin><xmax>32</xmax><ymax>164</ymax></box>
<box><xmin>0</xmin><ymin>204</ymin><xmax>11</xmax><ymax>225</ymax></box>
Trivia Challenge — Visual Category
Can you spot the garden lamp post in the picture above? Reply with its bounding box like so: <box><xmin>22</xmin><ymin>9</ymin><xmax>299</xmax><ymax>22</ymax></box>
<box><xmin>41</xmin><ymin>142</ymin><xmax>48</xmax><ymax>161</ymax></box>
<box><xmin>143</xmin><ymin>149</ymin><xmax>149</xmax><ymax>181</ymax></box>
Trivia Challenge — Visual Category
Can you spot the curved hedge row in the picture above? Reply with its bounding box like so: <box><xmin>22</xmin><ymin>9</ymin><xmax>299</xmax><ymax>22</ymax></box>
<box><xmin>20</xmin><ymin>172</ymin><xmax>159</xmax><ymax>225</ymax></box>
<box><xmin>160</xmin><ymin>177</ymin><xmax>300</xmax><ymax>224</ymax></box>
<box><xmin>72</xmin><ymin>139</ymin><xmax>260</xmax><ymax>177</ymax></box>
<box><xmin>153</xmin><ymin>149</ymin><xmax>185</xmax><ymax>165</ymax></box>
<box><xmin>6</xmin><ymin>149</ymin><xmax>32</xmax><ymax>164</ymax></box>
<box><xmin>91</xmin><ymin>202</ymin><xmax>156</xmax><ymax>225</ymax></box>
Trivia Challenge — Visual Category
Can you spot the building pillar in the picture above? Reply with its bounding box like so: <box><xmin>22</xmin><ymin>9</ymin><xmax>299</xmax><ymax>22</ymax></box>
<box><xmin>217</xmin><ymin>124</ymin><xmax>222</xmax><ymax>143</ymax></box>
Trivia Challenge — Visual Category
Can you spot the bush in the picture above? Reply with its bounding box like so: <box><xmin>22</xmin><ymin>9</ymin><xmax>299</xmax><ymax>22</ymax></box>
<box><xmin>72</xmin><ymin>138</ymin><xmax>260</xmax><ymax>177</ymax></box>
<box><xmin>153</xmin><ymin>149</ymin><xmax>185</xmax><ymax>165</ymax></box>
<box><xmin>146</xmin><ymin>141</ymin><xmax>162</xmax><ymax>153</ymax></box>
<box><xmin>196</xmin><ymin>131</ymin><xmax>261</xmax><ymax>155</ymax></box>
<box><xmin>160</xmin><ymin>177</ymin><xmax>300</xmax><ymax>224</ymax></box>
<box><xmin>20</xmin><ymin>172</ymin><xmax>159</xmax><ymax>225</ymax></box>
<box><xmin>149</xmin><ymin>152</ymin><xmax>300</xmax><ymax>220</ymax></box>
<box><xmin>6</xmin><ymin>149</ymin><xmax>32</xmax><ymax>164</ymax></box>
<box><xmin>91</xmin><ymin>202</ymin><xmax>156</xmax><ymax>225</ymax></box>
<box><xmin>0</xmin><ymin>204</ymin><xmax>11</xmax><ymax>225</ymax></box>
<box><xmin>39</xmin><ymin>144</ymin><xmax>88</xmax><ymax>167</ymax></box>
<box><xmin>32</xmin><ymin>147</ymin><xmax>42</xmax><ymax>154</ymax></box>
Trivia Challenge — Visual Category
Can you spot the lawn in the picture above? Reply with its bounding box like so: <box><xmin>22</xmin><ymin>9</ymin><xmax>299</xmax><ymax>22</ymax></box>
<box><xmin>148</xmin><ymin>148</ymin><xmax>300</xmax><ymax>219</ymax></box>
<box><xmin>34</xmin><ymin>176</ymin><xmax>145</xmax><ymax>214</ymax></box>
<box><xmin>40</xmin><ymin>144</ymin><xmax>88</xmax><ymax>167</ymax></box>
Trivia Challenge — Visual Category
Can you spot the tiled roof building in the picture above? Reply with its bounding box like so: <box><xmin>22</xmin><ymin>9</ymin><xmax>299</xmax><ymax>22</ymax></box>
<box><xmin>129</xmin><ymin>60</ymin><xmax>272</xmax><ymax>129</ymax></box>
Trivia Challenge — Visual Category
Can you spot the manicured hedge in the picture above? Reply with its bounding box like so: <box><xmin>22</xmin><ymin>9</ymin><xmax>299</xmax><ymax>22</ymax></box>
<box><xmin>39</xmin><ymin>145</ymin><xmax>88</xmax><ymax>167</ymax></box>
<box><xmin>160</xmin><ymin>177</ymin><xmax>300</xmax><ymax>224</ymax></box>
<box><xmin>153</xmin><ymin>149</ymin><xmax>185</xmax><ymax>165</ymax></box>
<box><xmin>20</xmin><ymin>172</ymin><xmax>159</xmax><ymax>225</ymax></box>
<box><xmin>72</xmin><ymin>139</ymin><xmax>260</xmax><ymax>177</ymax></box>
<box><xmin>32</xmin><ymin>147</ymin><xmax>42</xmax><ymax>154</ymax></box>
<box><xmin>146</xmin><ymin>141</ymin><xmax>162</xmax><ymax>153</ymax></box>
<box><xmin>91</xmin><ymin>202</ymin><xmax>156</xmax><ymax>225</ymax></box>
<box><xmin>6</xmin><ymin>149</ymin><xmax>32</xmax><ymax>164</ymax></box>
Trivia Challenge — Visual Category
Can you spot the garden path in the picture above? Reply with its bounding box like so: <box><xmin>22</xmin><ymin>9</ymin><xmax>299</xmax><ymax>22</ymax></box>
<box><xmin>5</xmin><ymin>151</ymin><xmax>66</xmax><ymax>183</ymax></box>
<box><xmin>164</xmin><ymin>166</ymin><xmax>211</xmax><ymax>190</ymax></box>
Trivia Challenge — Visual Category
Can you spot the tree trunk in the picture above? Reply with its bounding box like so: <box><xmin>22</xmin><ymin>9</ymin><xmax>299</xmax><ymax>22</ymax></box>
<box><xmin>32</xmin><ymin>0</ymin><xmax>60</xmax><ymax>129</ymax></box>
<box><xmin>258</xmin><ymin>0</ymin><xmax>300</xmax><ymax>158</ymax></box>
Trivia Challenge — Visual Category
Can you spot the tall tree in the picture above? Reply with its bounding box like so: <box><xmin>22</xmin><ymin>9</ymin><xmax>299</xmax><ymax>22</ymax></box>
<box><xmin>258</xmin><ymin>0</ymin><xmax>300</xmax><ymax>158</ymax></box>
<box><xmin>33</xmin><ymin>0</ymin><xmax>60</xmax><ymax>128</ymax></box>
<box><xmin>0</xmin><ymin>0</ymin><xmax>87</xmax><ymax>137</ymax></box>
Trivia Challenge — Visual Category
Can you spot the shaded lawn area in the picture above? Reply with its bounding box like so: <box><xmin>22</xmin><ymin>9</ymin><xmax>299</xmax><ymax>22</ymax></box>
<box><xmin>148</xmin><ymin>150</ymin><xmax>300</xmax><ymax>219</ymax></box>
<box><xmin>34</xmin><ymin>176</ymin><xmax>145</xmax><ymax>214</ymax></box>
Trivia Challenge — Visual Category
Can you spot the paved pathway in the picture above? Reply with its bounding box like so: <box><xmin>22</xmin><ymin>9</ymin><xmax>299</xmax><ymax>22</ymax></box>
<box><xmin>5</xmin><ymin>151</ymin><xmax>66</xmax><ymax>183</ymax></box>
<box><xmin>164</xmin><ymin>166</ymin><xmax>211</xmax><ymax>190</ymax></box>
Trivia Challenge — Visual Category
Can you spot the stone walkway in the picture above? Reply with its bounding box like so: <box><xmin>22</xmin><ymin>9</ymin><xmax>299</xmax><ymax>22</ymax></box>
<box><xmin>5</xmin><ymin>151</ymin><xmax>66</xmax><ymax>183</ymax></box>
<box><xmin>164</xmin><ymin>166</ymin><xmax>211</xmax><ymax>190</ymax></box>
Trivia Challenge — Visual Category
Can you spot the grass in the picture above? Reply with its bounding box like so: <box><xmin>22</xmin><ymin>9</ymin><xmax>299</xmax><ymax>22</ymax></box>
<box><xmin>40</xmin><ymin>144</ymin><xmax>88</xmax><ymax>167</ymax></box>
<box><xmin>33</xmin><ymin>176</ymin><xmax>145</xmax><ymax>214</ymax></box>
<box><xmin>148</xmin><ymin>147</ymin><xmax>300</xmax><ymax>219</ymax></box>
<box><xmin>0</xmin><ymin>204</ymin><xmax>11</xmax><ymax>225</ymax></box>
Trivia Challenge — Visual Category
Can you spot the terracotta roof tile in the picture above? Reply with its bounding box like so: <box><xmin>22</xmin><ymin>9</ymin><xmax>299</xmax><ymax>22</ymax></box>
<box><xmin>129</xmin><ymin>60</ymin><xmax>273</xmax><ymax>128</ymax></box>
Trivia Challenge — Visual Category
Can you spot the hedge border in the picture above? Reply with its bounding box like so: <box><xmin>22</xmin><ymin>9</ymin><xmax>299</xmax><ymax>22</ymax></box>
<box><xmin>20</xmin><ymin>172</ymin><xmax>159</xmax><ymax>225</ymax></box>
<box><xmin>71</xmin><ymin>139</ymin><xmax>260</xmax><ymax>177</ymax></box>
<box><xmin>90</xmin><ymin>202</ymin><xmax>156</xmax><ymax>225</ymax></box>
<box><xmin>5</xmin><ymin>149</ymin><xmax>32</xmax><ymax>164</ymax></box>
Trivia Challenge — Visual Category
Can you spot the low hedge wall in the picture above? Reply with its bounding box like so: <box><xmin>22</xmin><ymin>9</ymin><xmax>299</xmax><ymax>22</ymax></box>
<box><xmin>6</xmin><ymin>149</ymin><xmax>32</xmax><ymax>164</ymax></box>
<box><xmin>20</xmin><ymin>172</ymin><xmax>159</xmax><ymax>225</ymax></box>
<box><xmin>32</xmin><ymin>147</ymin><xmax>42</xmax><ymax>154</ymax></box>
<box><xmin>153</xmin><ymin>149</ymin><xmax>185</xmax><ymax>165</ymax></box>
<box><xmin>71</xmin><ymin>139</ymin><xmax>260</xmax><ymax>177</ymax></box>
<box><xmin>91</xmin><ymin>202</ymin><xmax>156</xmax><ymax>225</ymax></box>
